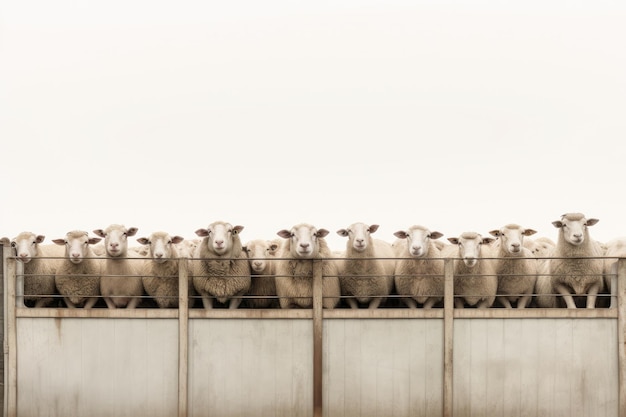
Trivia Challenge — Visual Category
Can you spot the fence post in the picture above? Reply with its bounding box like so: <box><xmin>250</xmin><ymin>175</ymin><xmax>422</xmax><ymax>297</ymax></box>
<box><xmin>618</xmin><ymin>258</ymin><xmax>626</xmax><ymax>417</ymax></box>
<box><xmin>443</xmin><ymin>258</ymin><xmax>454</xmax><ymax>417</ymax></box>
<box><xmin>1</xmin><ymin>241</ymin><xmax>7</xmax><ymax>417</ymax></box>
<box><xmin>178</xmin><ymin>258</ymin><xmax>189</xmax><ymax>417</ymax></box>
<box><xmin>312</xmin><ymin>259</ymin><xmax>323</xmax><ymax>417</ymax></box>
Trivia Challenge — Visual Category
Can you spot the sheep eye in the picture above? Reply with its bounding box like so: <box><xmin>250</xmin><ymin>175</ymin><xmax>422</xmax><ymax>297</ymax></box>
<box><xmin>167</xmin><ymin>240</ymin><xmax>172</xmax><ymax>244</ymax></box>
<box><xmin>10</xmin><ymin>242</ymin><xmax>16</xmax><ymax>248</ymax></box>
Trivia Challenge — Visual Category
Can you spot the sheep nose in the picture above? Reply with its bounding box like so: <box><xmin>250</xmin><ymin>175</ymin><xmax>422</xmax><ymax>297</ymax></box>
<box><xmin>110</xmin><ymin>243</ymin><xmax>119</xmax><ymax>249</ymax></box>
<box><xmin>71</xmin><ymin>253</ymin><xmax>80</xmax><ymax>258</ymax></box>
<box><xmin>253</xmin><ymin>260</ymin><xmax>263</xmax><ymax>267</ymax></box>
<box><xmin>356</xmin><ymin>239</ymin><xmax>364</xmax><ymax>245</ymax></box>
<box><xmin>155</xmin><ymin>253</ymin><xmax>163</xmax><ymax>259</ymax></box>
<box><xmin>215</xmin><ymin>240</ymin><xmax>224</xmax><ymax>246</ymax></box>
<box><xmin>300</xmin><ymin>243</ymin><xmax>310</xmax><ymax>250</ymax></box>
<box><xmin>18</xmin><ymin>253</ymin><xmax>28</xmax><ymax>259</ymax></box>
<box><xmin>512</xmin><ymin>243</ymin><xmax>520</xmax><ymax>249</ymax></box>
<box><xmin>573</xmin><ymin>233</ymin><xmax>582</xmax><ymax>239</ymax></box>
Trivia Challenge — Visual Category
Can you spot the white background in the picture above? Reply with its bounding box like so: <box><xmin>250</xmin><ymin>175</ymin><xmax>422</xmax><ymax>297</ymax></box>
<box><xmin>1</xmin><ymin>0</ymin><xmax>625</xmax><ymax>251</ymax></box>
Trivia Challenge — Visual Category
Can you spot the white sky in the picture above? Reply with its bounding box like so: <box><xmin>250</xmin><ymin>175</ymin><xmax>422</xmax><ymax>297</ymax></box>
<box><xmin>1</xmin><ymin>0</ymin><xmax>625</xmax><ymax>252</ymax></box>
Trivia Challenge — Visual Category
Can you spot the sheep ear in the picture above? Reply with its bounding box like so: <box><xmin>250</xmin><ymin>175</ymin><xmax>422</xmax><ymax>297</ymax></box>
<box><xmin>88</xmin><ymin>237</ymin><xmax>102</xmax><ymax>245</ymax></box>
<box><xmin>393</xmin><ymin>231</ymin><xmax>409</xmax><ymax>239</ymax></box>
<box><xmin>337</xmin><ymin>229</ymin><xmax>349</xmax><ymax>237</ymax></box>
<box><xmin>171</xmin><ymin>236</ymin><xmax>184</xmax><ymax>244</ymax></box>
<box><xmin>195</xmin><ymin>229</ymin><xmax>210</xmax><ymax>237</ymax></box>
<box><xmin>137</xmin><ymin>237</ymin><xmax>149</xmax><ymax>245</ymax></box>
<box><xmin>482</xmin><ymin>237</ymin><xmax>495</xmax><ymax>245</ymax></box>
<box><xmin>586</xmin><ymin>218</ymin><xmax>599</xmax><ymax>227</ymax></box>
<box><xmin>448</xmin><ymin>237</ymin><xmax>460</xmax><ymax>245</ymax></box>
<box><xmin>36</xmin><ymin>235</ymin><xmax>46</xmax><ymax>244</ymax></box>
<box><xmin>52</xmin><ymin>239</ymin><xmax>66</xmax><ymax>245</ymax></box>
<box><xmin>126</xmin><ymin>227</ymin><xmax>139</xmax><ymax>237</ymax></box>
<box><xmin>368</xmin><ymin>224</ymin><xmax>379</xmax><ymax>234</ymax></box>
<box><xmin>316</xmin><ymin>229</ymin><xmax>329</xmax><ymax>238</ymax></box>
<box><xmin>552</xmin><ymin>221</ymin><xmax>564</xmax><ymax>229</ymax></box>
<box><xmin>269</xmin><ymin>243</ymin><xmax>279</xmax><ymax>253</ymax></box>
<box><xmin>430</xmin><ymin>231</ymin><xmax>444</xmax><ymax>240</ymax></box>
<box><xmin>277</xmin><ymin>230</ymin><xmax>292</xmax><ymax>239</ymax></box>
<box><xmin>233</xmin><ymin>225</ymin><xmax>244</xmax><ymax>234</ymax></box>
<box><xmin>1</xmin><ymin>237</ymin><xmax>11</xmax><ymax>245</ymax></box>
<box><xmin>523</xmin><ymin>229</ymin><xmax>537</xmax><ymax>236</ymax></box>
<box><xmin>488</xmin><ymin>230</ymin><xmax>501</xmax><ymax>237</ymax></box>
<box><xmin>93</xmin><ymin>229</ymin><xmax>106</xmax><ymax>238</ymax></box>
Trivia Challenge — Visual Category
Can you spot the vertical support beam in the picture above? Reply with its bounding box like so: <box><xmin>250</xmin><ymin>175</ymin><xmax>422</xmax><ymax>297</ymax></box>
<box><xmin>6</xmin><ymin>258</ymin><xmax>17</xmax><ymax>417</ymax></box>
<box><xmin>618</xmin><ymin>258</ymin><xmax>626</xmax><ymax>417</ymax></box>
<box><xmin>312</xmin><ymin>259</ymin><xmax>323</xmax><ymax>417</ymax></box>
<box><xmin>178</xmin><ymin>258</ymin><xmax>189</xmax><ymax>417</ymax></box>
<box><xmin>2</xmin><ymin>242</ymin><xmax>9</xmax><ymax>417</ymax></box>
<box><xmin>443</xmin><ymin>258</ymin><xmax>454</xmax><ymax>417</ymax></box>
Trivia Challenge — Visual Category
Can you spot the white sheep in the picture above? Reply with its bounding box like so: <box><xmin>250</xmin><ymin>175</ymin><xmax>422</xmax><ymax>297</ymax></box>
<box><xmin>274</xmin><ymin>223</ymin><xmax>341</xmax><ymax>309</ymax></box>
<box><xmin>548</xmin><ymin>212</ymin><xmax>604</xmax><ymax>309</ymax></box>
<box><xmin>488</xmin><ymin>224</ymin><xmax>538</xmax><ymax>308</ymax></box>
<box><xmin>93</xmin><ymin>224</ymin><xmax>145</xmax><ymax>309</ymax></box>
<box><xmin>599</xmin><ymin>237</ymin><xmax>626</xmax><ymax>306</ymax></box>
<box><xmin>136</xmin><ymin>231</ymin><xmax>194</xmax><ymax>309</ymax></box>
<box><xmin>243</xmin><ymin>239</ymin><xmax>280</xmax><ymax>308</ymax></box>
<box><xmin>191</xmin><ymin>221</ymin><xmax>251</xmax><ymax>309</ymax></box>
<box><xmin>392</xmin><ymin>225</ymin><xmax>445</xmax><ymax>309</ymax></box>
<box><xmin>52</xmin><ymin>230</ymin><xmax>102</xmax><ymax>308</ymax></box>
<box><xmin>442</xmin><ymin>232</ymin><xmax>497</xmax><ymax>308</ymax></box>
<box><xmin>335</xmin><ymin>223</ymin><xmax>395</xmax><ymax>309</ymax></box>
<box><xmin>10</xmin><ymin>232</ymin><xmax>64</xmax><ymax>307</ymax></box>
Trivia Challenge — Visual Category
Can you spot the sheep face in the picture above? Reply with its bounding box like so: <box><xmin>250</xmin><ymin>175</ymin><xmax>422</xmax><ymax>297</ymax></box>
<box><xmin>53</xmin><ymin>231</ymin><xmax>101</xmax><ymax>264</ymax></box>
<box><xmin>137</xmin><ymin>232</ymin><xmax>184</xmax><ymax>264</ymax></box>
<box><xmin>337</xmin><ymin>223</ymin><xmax>378</xmax><ymax>253</ymax></box>
<box><xmin>394</xmin><ymin>226</ymin><xmax>444</xmax><ymax>257</ymax></box>
<box><xmin>489</xmin><ymin>224</ymin><xmax>536</xmax><ymax>255</ymax></box>
<box><xmin>244</xmin><ymin>239</ymin><xmax>279</xmax><ymax>272</ymax></box>
<box><xmin>448</xmin><ymin>233</ymin><xmax>493</xmax><ymax>268</ymax></box>
<box><xmin>11</xmin><ymin>232</ymin><xmax>45</xmax><ymax>263</ymax></box>
<box><xmin>552</xmin><ymin>213</ymin><xmax>599</xmax><ymax>246</ymax></box>
<box><xmin>93</xmin><ymin>224</ymin><xmax>139</xmax><ymax>257</ymax></box>
<box><xmin>277</xmin><ymin>223</ymin><xmax>329</xmax><ymax>259</ymax></box>
<box><xmin>195</xmin><ymin>222</ymin><xmax>244</xmax><ymax>256</ymax></box>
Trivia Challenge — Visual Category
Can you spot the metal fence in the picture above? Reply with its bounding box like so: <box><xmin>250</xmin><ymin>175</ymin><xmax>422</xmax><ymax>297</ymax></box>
<box><xmin>2</xmin><ymin>244</ymin><xmax>626</xmax><ymax>417</ymax></box>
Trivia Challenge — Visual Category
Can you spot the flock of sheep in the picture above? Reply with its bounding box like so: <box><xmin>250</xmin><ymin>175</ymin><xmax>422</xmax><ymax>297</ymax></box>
<box><xmin>2</xmin><ymin>212</ymin><xmax>624</xmax><ymax>310</ymax></box>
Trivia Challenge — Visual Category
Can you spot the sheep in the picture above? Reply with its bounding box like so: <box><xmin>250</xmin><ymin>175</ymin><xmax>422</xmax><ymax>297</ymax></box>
<box><xmin>600</xmin><ymin>237</ymin><xmax>626</xmax><ymax>306</ymax></box>
<box><xmin>274</xmin><ymin>223</ymin><xmax>341</xmax><ymax>309</ymax></box>
<box><xmin>442</xmin><ymin>232</ymin><xmax>497</xmax><ymax>308</ymax></box>
<box><xmin>488</xmin><ymin>224</ymin><xmax>538</xmax><ymax>308</ymax></box>
<box><xmin>242</xmin><ymin>239</ymin><xmax>280</xmax><ymax>308</ymax></box>
<box><xmin>548</xmin><ymin>212</ymin><xmax>604</xmax><ymax>309</ymax></box>
<box><xmin>93</xmin><ymin>224</ymin><xmax>144</xmax><ymax>309</ymax></box>
<box><xmin>392</xmin><ymin>225</ymin><xmax>445</xmax><ymax>309</ymax></box>
<box><xmin>10</xmin><ymin>232</ymin><xmax>64</xmax><ymax>307</ymax></box>
<box><xmin>335</xmin><ymin>223</ymin><xmax>395</xmax><ymax>309</ymax></box>
<box><xmin>52</xmin><ymin>230</ymin><xmax>102</xmax><ymax>308</ymax></box>
<box><xmin>191</xmin><ymin>221</ymin><xmax>251</xmax><ymax>309</ymax></box>
<box><xmin>136</xmin><ymin>231</ymin><xmax>195</xmax><ymax>308</ymax></box>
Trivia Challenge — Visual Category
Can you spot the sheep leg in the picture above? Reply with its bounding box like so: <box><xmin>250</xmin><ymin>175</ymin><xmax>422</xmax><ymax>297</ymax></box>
<box><xmin>346</xmin><ymin>298</ymin><xmax>360</xmax><ymax>309</ymax></box>
<box><xmin>103</xmin><ymin>297</ymin><xmax>117</xmax><ymax>309</ymax></box>
<box><xmin>367</xmin><ymin>298</ymin><xmax>383</xmax><ymax>309</ymax></box>
<box><xmin>516</xmin><ymin>294</ymin><xmax>532</xmax><ymax>309</ymax></box>
<box><xmin>228</xmin><ymin>297</ymin><xmax>243</xmax><ymax>309</ymax></box>
<box><xmin>84</xmin><ymin>297</ymin><xmax>98</xmax><ymax>309</ymax></box>
<box><xmin>497</xmin><ymin>296</ymin><xmax>513</xmax><ymax>309</ymax></box>
<box><xmin>454</xmin><ymin>298</ymin><xmax>465</xmax><ymax>309</ymax></box>
<box><xmin>476</xmin><ymin>299</ymin><xmax>492</xmax><ymax>309</ymax></box>
<box><xmin>422</xmin><ymin>298</ymin><xmax>438</xmax><ymax>309</ymax></box>
<box><xmin>554</xmin><ymin>284</ymin><xmax>577</xmax><ymax>309</ymax></box>
<box><xmin>63</xmin><ymin>298</ymin><xmax>77</xmax><ymax>308</ymax></box>
<box><xmin>201</xmin><ymin>296</ymin><xmax>214</xmax><ymax>309</ymax></box>
<box><xmin>586</xmin><ymin>283</ymin><xmax>602</xmax><ymax>309</ymax></box>
<box><xmin>126</xmin><ymin>297</ymin><xmax>141</xmax><ymax>309</ymax></box>
<box><xmin>34</xmin><ymin>298</ymin><xmax>51</xmax><ymax>308</ymax></box>
<box><xmin>403</xmin><ymin>298</ymin><xmax>418</xmax><ymax>309</ymax></box>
